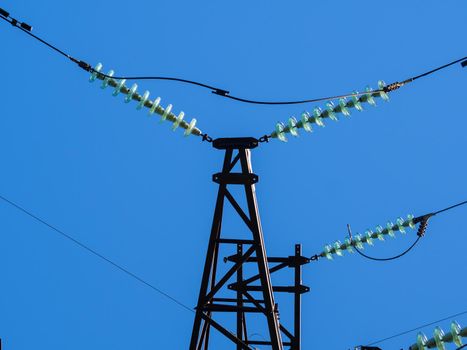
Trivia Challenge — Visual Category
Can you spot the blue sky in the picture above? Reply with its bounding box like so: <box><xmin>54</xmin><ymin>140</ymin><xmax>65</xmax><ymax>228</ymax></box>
<box><xmin>1</xmin><ymin>1</ymin><xmax>466</xmax><ymax>349</ymax></box>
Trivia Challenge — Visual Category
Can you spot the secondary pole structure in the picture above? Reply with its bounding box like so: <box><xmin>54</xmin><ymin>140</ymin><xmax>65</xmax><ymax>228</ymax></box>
<box><xmin>190</xmin><ymin>137</ymin><xmax>311</xmax><ymax>350</ymax></box>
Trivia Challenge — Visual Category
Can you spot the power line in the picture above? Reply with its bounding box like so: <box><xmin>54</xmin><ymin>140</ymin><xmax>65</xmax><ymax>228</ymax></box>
<box><xmin>365</xmin><ymin>310</ymin><xmax>467</xmax><ymax>346</ymax></box>
<box><xmin>0</xmin><ymin>193</ymin><xmax>194</xmax><ymax>314</ymax></box>
<box><xmin>0</xmin><ymin>10</ymin><xmax>228</xmax><ymax>95</ymax></box>
<box><xmin>1</xmin><ymin>7</ymin><xmax>465</xmax><ymax>106</ymax></box>
<box><xmin>432</xmin><ymin>200</ymin><xmax>467</xmax><ymax>215</ymax></box>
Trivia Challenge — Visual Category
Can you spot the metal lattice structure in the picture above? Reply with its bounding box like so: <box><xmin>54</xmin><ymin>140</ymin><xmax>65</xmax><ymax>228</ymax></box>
<box><xmin>190</xmin><ymin>138</ymin><xmax>310</xmax><ymax>350</ymax></box>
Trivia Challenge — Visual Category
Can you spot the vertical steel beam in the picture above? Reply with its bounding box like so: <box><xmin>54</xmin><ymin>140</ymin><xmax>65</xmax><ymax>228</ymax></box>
<box><xmin>293</xmin><ymin>244</ymin><xmax>302</xmax><ymax>350</ymax></box>
<box><xmin>236</xmin><ymin>244</ymin><xmax>244</xmax><ymax>350</ymax></box>
<box><xmin>190</xmin><ymin>149</ymin><xmax>233</xmax><ymax>350</ymax></box>
<box><xmin>239</xmin><ymin>148</ymin><xmax>283</xmax><ymax>350</ymax></box>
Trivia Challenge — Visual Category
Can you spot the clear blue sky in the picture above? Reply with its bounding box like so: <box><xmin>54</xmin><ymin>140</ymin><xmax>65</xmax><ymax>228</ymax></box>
<box><xmin>1</xmin><ymin>1</ymin><xmax>466</xmax><ymax>349</ymax></box>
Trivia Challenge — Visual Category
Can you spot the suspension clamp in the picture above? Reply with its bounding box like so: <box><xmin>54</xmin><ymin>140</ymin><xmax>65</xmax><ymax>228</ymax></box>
<box><xmin>258</xmin><ymin>135</ymin><xmax>271</xmax><ymax>143</ymax></box>
<box><xmin>201</xmin><ymin>134</ymin><xmax>213</xmax><ymax>143</ymax></box>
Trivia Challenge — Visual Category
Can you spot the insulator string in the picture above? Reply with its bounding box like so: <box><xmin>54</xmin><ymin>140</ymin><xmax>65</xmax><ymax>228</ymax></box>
<box><xmin>89</xmin><ymin>63</ymin><xmax>202</xmax><ymax>138</ymax></box>
<box><xmin>270</xmin><ymin>81</ymin><xmax>390</xmax><ymax>142</ymax></box>
<box><xmin>314</xmin><ymin>200</ymin><xmax>467</xmax><ymax>262</ymax></box>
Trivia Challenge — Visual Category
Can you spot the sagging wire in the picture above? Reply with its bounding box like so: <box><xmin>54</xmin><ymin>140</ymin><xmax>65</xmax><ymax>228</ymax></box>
<box><xmin>81</xmin><ymin>53</ymin><xmax>467</xmax><ymax>107</ymax></box>
<box><xmin>0</xmin><ymin>8</ymin><xmax>228</xmax><ymax>96</ymax></box>
<box><xmin>1</xmin><ymin>7</ymin><xmax>465</xmax><ymax>107</ymax></box>
<box><xmin>347</xmin><ymin>223</ymin><xmax>422</xmax><ymax>262</ymax></box>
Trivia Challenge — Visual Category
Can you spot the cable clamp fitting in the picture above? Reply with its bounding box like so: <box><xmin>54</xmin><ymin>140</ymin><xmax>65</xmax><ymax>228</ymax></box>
<box><xmin>201</xmin><ymin>134</ymin><xmax>213</xmax><ymax>143</ymax></box>
<box><xmin>78</xmin><ymin>60</ymin><xmax>91</xmax><ymax>72</ymax></box>
<box><xmin>0</xmin><ymin>7</ymin><xmax>10</xmax><ymax>18</ymax></box>
<box><xmin>258</xmin><ymin>135</ymin><xmax>271</xmax><ymax>143</ymax></box>
<box><xmin>212</xmin><ymin>88</ymin><xmax>230</xmax><ymax>96</ymax></box>
<box><xmin>383</xmin><ymin>81</ymin><xmax>405</xmax><ymax>92</ymax></box>
<box><xmin>416</xmin><ymin>214</ymin><xmax>433</xmax><ymax>237</ymax></box>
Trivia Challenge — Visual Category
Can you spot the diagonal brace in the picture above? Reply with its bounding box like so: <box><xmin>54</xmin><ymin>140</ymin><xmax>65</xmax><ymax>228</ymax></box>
<box><xmin>200</xmin><ymin>313</ymin><xmax>253</xmax><ymax>350</ymax></box>
<box><xmin>224</xmin><ymin>189</ymin><xmax>254</xmax><ymax>232</ymax></box>
<box><xmin>203</xmin><ymin>245</ymin><xmax>256</xmax><ymax>303</ymax></box>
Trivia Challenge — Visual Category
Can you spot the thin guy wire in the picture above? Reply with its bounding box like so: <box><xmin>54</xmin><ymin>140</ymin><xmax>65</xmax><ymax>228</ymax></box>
<box><xmin>365</xmin><ymin>310</ymin><xmax>467</xmax><ymax>346</ymax></box>
<box><xmin>0</xmin><ymin>193</ymin><xmax>194</xmax><ymax>313</ymax></box>
<box><xmin>2</xmin><ymin>11</ymin><xmax>465</xmax><ymax>106</ymax></box>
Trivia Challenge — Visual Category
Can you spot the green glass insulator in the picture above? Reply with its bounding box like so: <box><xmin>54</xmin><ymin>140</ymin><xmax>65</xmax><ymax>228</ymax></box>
<box><xmin>378</xmin><ymin>80</ymin><xmax>390</xmax><ymax>101</ymax></box>
<box><xmin>312</xmin><ymin>108</ymin><xmax>325</xmax><ymax>127</ymax></box>
<box><xmin>333</xmin><ymin>241</ymin><xmax>343</xmax><ymax>256</ymax></box>
<box><xmin>301</xmin><ymin>112</ymin><xmax>313</xmax><ymax>132</ymax></box>
<box><xmin>338</xmin><ymin>98</ymin><xmax>351</xmax><ymax>116</ymax></box>
<box><xmin>161</xmin><ymin>104</ymin><xmax>173</xmax><ymax>122</ymax></box>
<box><xmin>351</xmin><ymin>92</ymin><xmax>363</xmax><ymax>111</ymax></box>
<box><xmin>89</xmin><ymin>62</ymin><xmax>103</xmax><ymax>82</ymax></box>
<box><xmin>172</xmin><ymin>111</ymin><xmax>185</xmax><ymax>131</ymax></box>
<box><xmin>275</xmin><ymin>122</ymin><xmax>288</xmax><ymax>142</ymax></box>
<box><xmin>112</xmin><ymin>79</ymin><xmax>127</xmax><ymax>96</ymax></box>
<box><xmin>363</xmin><ymin>86</ymin><xmax>376</xmax><ymax>106</ymax></box>
<box><xmin>354</xmin><ymin>234</ymin><xmax>364</xmax><ymax>249</ymax></box>
<box><xmin>375</xmin><ymin>225</ymin><xmax>385</xmax><ymax>241</ymax></box>
<box><xmin>125</xmin><ymin>83</ymin><xmax>138</xmax><ymax>103</ymax></box>
<box><xmin>137</xmin><ymin>90</ymin><xmax>150</xmax><ymax>110</ymax></box>
<box><xmin>451</xmin><ymin>321</ymin><xmax>463</xmax><ymax>347</ymax></box>
<box><xmin>325</xmin><ymin>101</ymin><xmax>338</xmax><ymax>121</ymax></box>
<box><xmin>406</xmin><ymin>214</ymin><xmax>415</xmax><ymax>229</ymax></box>
<box><xmin>344</xmin><ymin>238</ymin><xmax>354</xmax><ymax>253</ymax></box>
<box><xmin>365</xmin><ymin>230</ymin><xmax>374</xmax><ymax>246</ymax></box>
<box><xmin>433</xmin><ymin>327</ymin><xmax>446</xmax><ymax>350</ymax></box>
<box><xmin>396</xmin><ymin>217</ymin><xmax>406</xmax><ymax>234</ymax></box>
<box><xmin>387</xmin><ymin>221</ymin><xmax>395</xmax><ymax>238</ymax></box>
<box><xmin>101</xmin><ymin>69</ymin><xmax>114</xmax><ymax>89</ymax></box>
<box><xmin>288</xmin><ymin>117</ymin><xmax>299</xmax><ymax>136</ymax></box>
<box><xmin>148</xmin><ymin>97</ymin><xmax>161</xmax><ymax>115</ymax></box>
<box><xmin>416</xmin><ymin>332</ymin><xmax>428</xmax><ymax>350</ymax></box>
<box><xmin>184</xmin><ymin>118</ymin><xmax>197</xmax><ymax>137</ymax></box>
<box><xmin>323</xmin><ymin>244</ymin><xmax>333</xmax><ymax>260</ymax></box>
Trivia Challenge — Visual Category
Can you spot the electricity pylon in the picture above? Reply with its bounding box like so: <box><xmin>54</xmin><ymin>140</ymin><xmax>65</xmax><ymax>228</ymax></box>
<box><xmin>189</xmin><ymin>137</ymin><xmax>310</xmax><ymax>350</ymax></box>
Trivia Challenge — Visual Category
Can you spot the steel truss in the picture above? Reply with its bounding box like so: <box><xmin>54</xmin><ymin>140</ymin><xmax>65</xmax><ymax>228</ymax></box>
<box><xmin>190</xmin><ymin>137</ymin><xmax>310</xmax><ymax>350</ymax></box>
